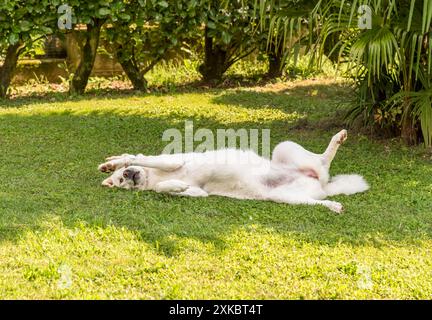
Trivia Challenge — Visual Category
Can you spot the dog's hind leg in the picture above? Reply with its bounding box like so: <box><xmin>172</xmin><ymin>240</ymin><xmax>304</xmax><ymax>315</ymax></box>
<box><xmin>271</xmin><ymin>140</ymin><xmax>327</xmax><ymax>182</ymax></box>
<box><xmin>268</xmin><ymin>193</ymin><xmax>344</xmax><ymax>213</ymax></box>
<box><xmin>272</xmin><ymin>141</ymin><xmax>321</xmax><ymax>167</ymax></box>
<box><xmin>321</xmin><ymin>129</ymin><xmax>347</xmax><ymax>169</ymax></box>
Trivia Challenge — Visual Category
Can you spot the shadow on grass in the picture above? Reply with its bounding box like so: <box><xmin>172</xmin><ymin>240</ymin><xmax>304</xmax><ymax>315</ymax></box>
<box><xmin>0</xmin><ymin>89</ymin><xmax>431</xmax><ymax>256</ymax></box>
<box><xmin>1</xmin><ymin>87</ymin><xmax>197</xmax><ymax>109</ymax></box>
<box><xmin>2</xmin><ymin>74</ymin><xmax>284</xmax><ymax>109</ymax></box>
<box><xmin>2</xmin><ymin>75</ymin><xmax>350</xmax><ymax>108</ymax></box>
<box><xmin>211</xmin><ymin>82</ymin><xmax>352</xmax><ymax>127</ymax></box>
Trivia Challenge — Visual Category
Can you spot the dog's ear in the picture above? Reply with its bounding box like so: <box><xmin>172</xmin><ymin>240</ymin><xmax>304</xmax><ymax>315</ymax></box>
<box><xmin>102</xmin><ymin>177</ymin><xmax>114</xmax><ymax>187</ymax></box>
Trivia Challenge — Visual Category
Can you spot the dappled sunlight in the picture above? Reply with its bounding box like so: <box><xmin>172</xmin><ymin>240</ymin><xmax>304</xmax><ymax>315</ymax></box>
<box><xmin>250</xmin><ymin>77</ymin><xmax>352</xmax><ymax>95</ymax></box>
<box><xmin>0</xmin><ymin>92</ymin><xmax>304</xmax><ymax>125</ymax></box>
<box><xmin>210</xmin><ymin>79</ymin><xmax>353</xmax><ymax>126</ymax></box>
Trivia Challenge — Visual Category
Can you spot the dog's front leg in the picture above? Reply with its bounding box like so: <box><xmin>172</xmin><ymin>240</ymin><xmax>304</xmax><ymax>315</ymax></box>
<box><xmin>129</xmin><ymin>154</ymin><xmax>185</xmax><ymax>172</ymax></box>
<box><xmin>98</xmin><ymin>154</ymin><xmax>137</xmax><ymax>172</ymax></box>
<box><xmin>154</xmin><ymin>180</ymin><xmax>190</xmax><ymax>193</ymax></box>
<box><xmin>99</xmin><ymin>153</ymin><xmax>184</xmax><ymax>173</ymax></box>
<box><xmin>175</xmin><ymin>186</ymin><xmax>208</xmax><ymax>197</ymax></box>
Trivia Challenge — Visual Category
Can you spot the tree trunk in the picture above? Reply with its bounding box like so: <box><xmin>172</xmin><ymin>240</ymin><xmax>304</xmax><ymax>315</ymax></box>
<box><xmin>267</xmin><ymin>52</ymin><xmax>284</xmax><ymax>78</ymax></box>
<box><xmin>118</xmin><ymin>59</ymin><xmax>147</xmax><ymax>91</ymax></box>
<box><xmin>0</xmin><ymin>42</ymin><xmax>25</xmax><ymax>98</ymax></box>
<box><xmin>401</xmin><ymin>115</ymin><xmax>418</xmax><ymax>145</ymax></box>
<box><xmin>198</xmin><ymin>27</ymin><xmax>228</xmax><ymax>83</ymax></box>
<box><xmin>323</xmin><ymin>32</ymin><xmax>340</xmax><ymax>64</ymax></box>
<box><xmin>266</xmin><ymin>44</ymin><xmax>285</xmax><ymax>79</ymax></box>
<box><xmin>69</xmin><ymin>21</ymin><xmax>103</xmax><ymax>95</ymax></box>
<box><xmin>116</xmin><ymin>48</ymin><xmax>147</xmax><ymax>91</ymax></box>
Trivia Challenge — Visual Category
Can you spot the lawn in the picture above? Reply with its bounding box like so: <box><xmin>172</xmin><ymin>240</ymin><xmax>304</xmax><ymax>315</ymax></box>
<box><xmin>0</xmin><ymin>78</ymin><xmax>431</xmax><ymax>299</ymax></box>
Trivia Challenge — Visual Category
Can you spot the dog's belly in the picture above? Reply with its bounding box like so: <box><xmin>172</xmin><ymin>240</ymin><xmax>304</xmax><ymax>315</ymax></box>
<box><xmin>268</xmin><ymin>176</ymin><xmax>327</xmax><ymax>200</ymax></box>
<box><xmin>159</xmin><ymin>149</ymin><xmax>274</xmax><ymax>199</ymax></box>
<box><xmin>180</xmin><ymin>164</ymin><xmax>269</xmax><ymax>200</ymax></box>
<box><xmin>203</xmin><ymin>179</ymin><xmax>266</xmax><ymax>200</ymax></box>
<box><xmin>261</xmin><ymin>173</ymin><xmax>296</xmax><ymax>188</ymax></box>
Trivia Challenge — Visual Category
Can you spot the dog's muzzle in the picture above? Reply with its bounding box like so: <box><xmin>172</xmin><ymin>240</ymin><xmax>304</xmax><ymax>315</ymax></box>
<box><xmin>123</xmin><ymin>168</ymin><xmax>141</xmax><ymax>185</ymax></box>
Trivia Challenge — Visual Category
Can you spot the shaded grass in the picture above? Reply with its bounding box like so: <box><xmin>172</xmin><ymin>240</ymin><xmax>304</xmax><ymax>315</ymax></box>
<box><xmin>0</xmin><ymin>79</ymin><xmax>432</xmax><ymax>299</ymax></box>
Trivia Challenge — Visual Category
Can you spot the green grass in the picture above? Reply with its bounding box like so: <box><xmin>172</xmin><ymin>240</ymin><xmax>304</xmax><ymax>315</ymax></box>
<box><xmin>0</xmin><ymin>78</ymin><xmax>432</xmax><ymax>299</ymax></box>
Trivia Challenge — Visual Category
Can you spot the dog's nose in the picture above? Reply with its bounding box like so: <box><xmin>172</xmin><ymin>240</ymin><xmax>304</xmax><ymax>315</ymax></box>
<box><xmin>123</xmin><ymin>168</ymin><xmax>140</xmax><ymax>185</ymax></box>
<box><xmin>123</xmin><ymin>168</ymin><xmax>135</xmax><ymax>179</ymax></box>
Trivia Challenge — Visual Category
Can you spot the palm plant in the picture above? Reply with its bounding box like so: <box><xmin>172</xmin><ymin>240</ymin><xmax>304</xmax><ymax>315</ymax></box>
<box><xmin>259</xmin><ymin>0</ymin><xmax>432</xmax><ymax>146</ymax></box>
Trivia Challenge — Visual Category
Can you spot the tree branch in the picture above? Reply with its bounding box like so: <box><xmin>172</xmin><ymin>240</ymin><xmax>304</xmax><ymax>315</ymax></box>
<box><xmin>226</xmin><ymin>47</ymin><xmax>256</xmax><ymax>70</ymax></box>
<box><xmin>141</xmin><ymin>53</ymin><xmax>166</xmax><ymax>75</ymax></box>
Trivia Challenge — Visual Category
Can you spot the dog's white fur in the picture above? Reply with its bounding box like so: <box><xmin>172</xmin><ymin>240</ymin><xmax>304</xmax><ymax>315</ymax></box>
<box><xmin>98</xmin><ymin>130</ymin><xmax>369</xmax><ymax>213</ymax></box>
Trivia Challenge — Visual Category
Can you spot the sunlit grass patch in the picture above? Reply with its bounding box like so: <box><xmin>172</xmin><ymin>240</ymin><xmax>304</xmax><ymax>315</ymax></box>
<box><xmin>0</xmin><ymin>91</ymin><xmax>305</xmax><ymax>125</ymax></box>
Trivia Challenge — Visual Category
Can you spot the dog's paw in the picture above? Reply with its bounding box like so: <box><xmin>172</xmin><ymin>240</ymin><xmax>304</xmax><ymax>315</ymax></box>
<box><xmin>325</xmin><ymin>201</ymin><xmax>344</xmax><ymax>214</ymax></box>
<box><xmin>98</xmin><ymin>158</ymin><xmax>130</xmax><ymax>173</ymax></box>
<box><xmin>99</xmin><ymin>155</ymin><xmax>136</xmax><ymax>172</ymax></box>
<box><xmin>336</xmin><ymin>129</ymin><xmax>348</xmax><ymax>144</ymax></box>
<box><xmin>98</xmin><ymin>161</ymin><xmax>116</xmax><ymax>173</ymax></box>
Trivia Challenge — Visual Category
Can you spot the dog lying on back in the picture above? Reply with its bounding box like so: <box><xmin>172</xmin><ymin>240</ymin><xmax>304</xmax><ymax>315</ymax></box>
<box><xmin>98</xmin><ymin>130</ymin><xmax>369</xmax><ymax>213</ymax></box>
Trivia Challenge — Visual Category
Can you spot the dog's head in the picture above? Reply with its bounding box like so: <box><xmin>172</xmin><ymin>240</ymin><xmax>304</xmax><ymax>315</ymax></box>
<box><xmin>101</xmin><ymin>166</ymin><xmax>148</xmax><ymax>190</ymax></box>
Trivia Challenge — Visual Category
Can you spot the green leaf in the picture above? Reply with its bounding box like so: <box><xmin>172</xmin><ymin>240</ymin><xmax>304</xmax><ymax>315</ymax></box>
<box><xmin>8</xmin><ymin>33</ymin><xmax>19</xmax><ymax>45</ymax></box>
<box><xmin>207</xmin><ymin>21</ymin><xmax>216</xmax><ymax>29</ymax></box>
<box><xmin>158</xmin><ymin>1</ymin><xmax>169</xmax><ymax>8</ymax></box>
<box><xmin>221</xmin><ymin>31</ymin><xmax>232</xmax><ymax>44</ymax></box>
<box><xmin>40</xmin><ymin>26</ymin><xmax>53</xmax><ymax>34</ymax></box>
<box><xmin>98</xmin><ymin>8</ymin><xmax>111</xmax><ymax>16</ymax></box>
<box><xmin>19</xmin><ymin>20</ymin><xmax>32</xmax><ymax>32</ymax></box>
<box><xmin>119</xmin><ymin>13</ymin><xmax>131</xmax><ymax>21</ymax></box>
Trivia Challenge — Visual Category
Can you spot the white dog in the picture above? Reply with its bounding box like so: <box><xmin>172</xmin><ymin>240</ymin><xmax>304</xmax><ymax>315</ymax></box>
<box><xmin>98</xmin><ymin>130</ymin><xmax>369</xmax><ymax>213</ymax></box>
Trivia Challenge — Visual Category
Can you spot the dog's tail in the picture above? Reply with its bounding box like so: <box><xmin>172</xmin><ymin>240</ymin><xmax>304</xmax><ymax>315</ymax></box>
<box><xmin>324</xmin><ymin>174</ymin><xmax>369</xmax><ymax>196</ymax></box>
